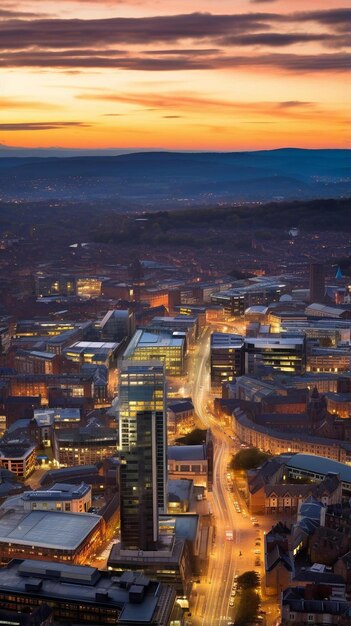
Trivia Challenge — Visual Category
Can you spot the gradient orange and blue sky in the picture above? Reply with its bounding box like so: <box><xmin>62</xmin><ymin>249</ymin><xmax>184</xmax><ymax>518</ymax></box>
<box><xmin>0</xmin><ymin>0</ymin><xmax>350</xmax><ymax>150</ymax></box>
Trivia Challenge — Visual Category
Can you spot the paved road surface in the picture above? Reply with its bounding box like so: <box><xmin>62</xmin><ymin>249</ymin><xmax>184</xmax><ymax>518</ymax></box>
<box><xmin>190</xmin><ymin>328</ymin><xmax>279</xmax><ymax>626</ymax></box>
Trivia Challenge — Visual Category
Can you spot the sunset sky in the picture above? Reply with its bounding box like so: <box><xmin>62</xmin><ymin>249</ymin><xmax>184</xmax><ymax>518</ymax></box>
<box><xmin>0</xmin><ymin>0</ymin><xmax>350</xmax><ymax>150</ymax></box>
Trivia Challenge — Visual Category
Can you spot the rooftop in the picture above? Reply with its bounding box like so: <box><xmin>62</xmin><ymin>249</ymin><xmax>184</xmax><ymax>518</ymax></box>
<box><xmin>211</xmin><ymin>332</ymin><xmax>244</xmax><ymax>348</ymax></box>
<box><xmin>22</xmin><ymin>482</ymin><xmax>91</xmax><ymax>503</ymax></box>
<box><xmin>123</xmin><ymin>329</ymin><xmax>185</xmax><ymax>359</ymax></box>
<box><xmin>168</xmin><ymin>445</ymin><xmax>206</xmax><ymax>461</ymax></box>
<box><xmin>287</xmin><ymin>453</ymin><xmax>351</xmax><ymax>484</ymax></box>
<box><xmin>245</xmin><ymin>335</ymin><xmax>305</xmax><ymax>347</ymax></box>
<box><xmin>67</xmin><ymin>340</ymin><xmax>119</xmax><ymax>351</ymax></box>
<box><xmin>306</xmin><ymin>303</ymin><xmax>349</xmax><ymax>316</ymax></box>
<box><xmin>168</xmin><ymin>479</ymin><xmax>193</xmax><ymax>503</ymax></box>
<box><xmin>0</xmin><ymin>509</ymin><xmax>100</xmax><ymax>550</ymax></box>
<box><xmin>167</xmin><ymin>399</ymin><xmax>194</xmax><ymax>413</ymax></box>
<box><xmin>0</xmin><ymin>560</ymin><xmax>166</xmax><ymax>624</ymax></box>
<box><xmin>233</xmin><ymin>408</ymin><xmax>351</xmax><ymax>456</ymax></box>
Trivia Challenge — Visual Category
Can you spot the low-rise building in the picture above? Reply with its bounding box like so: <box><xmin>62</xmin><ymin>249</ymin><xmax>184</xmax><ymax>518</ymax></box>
<box><xmin>56</xmin><ymin>423</ymin><xmax>117</xmax><ymax>466</ymax></box>
<box><xmin>7</xmin><ymin>373</ymin><xmax>94</xmax><ymax>405</ymax></box>
<box><xmin>281</xmin><ymin>585</ymin><xmax>351</xmax><ymax>625</ymax></box>
<box><xmin>168</xmin><ymin>445</ymin><xmax>208</xmax><ymax>488</ymax></box>
<box><xmin>0</xmin><ymin>509</ymin><xmax>103</xmax><ymax>565</ymax></box>
<box><xmin>40</xmin><ymin>464</ymin><xmax>104</xmax><ymax>491</ymax></box>
<box><xmin>0</xmin><ymin>559</ymin><xmax>178</xmax><ymax>625</ymax></box>
<box><xmin>109</xmin><ymin>512</ymin><xmax>204</xmax><ymax>595</ymax></box>
<box><xmin>308</xmin><ymin>525</ymin><xmax>349</xmax><ymax>566</ymax></box>
<box><xmin>326</xmin><ymin>392</ymin><xmax>351</xmax><ymax>418</ymax></box>
<box><xmin>168</xmin><ymin>479</ymin><xmax>194</xmax><ymax>513</ymax></box>
<box><xmin>286</xmin><ymin>454</ymin><xmax>351</xmax><ymax>494</ymax></box>
<box><xmin>307</xmin><ymin>347</ymin><xmax>350</xmax><ymax>373</ymax></box>
<box><xmin>0</xmin><ymin>606</ymin><xmax>53</xmax><ymax>626</ymax></box>
<box><xmin>233</xmin><ymin>406</ymin><xmax>351</xmax><ymax>465</ymax></box>
<box><xmin>21</xmin><ymin>482</ymin><xmax>92</xmax><ymax>513</ymax></box>
<box><xmin>0</xmin><ymin>439</ymin><xmax>36</xmax><ymax>478</ymax></box>
<box><xmin>210</xmin><ymin>333</ymin><xmax>245</xmax><ymax>389</ymax></box>
<box><xmin>64</xmin><ymin>341</ymin><xmax>120</xmax><ymax>369</ymax></box>
<box><xmin>306</xmin><ymin>304</ymin><xmax>351</xmax><ymax>320</ymax></box>
<box><xmin>167</xmin><ymin>399</ymin><xmax>194</xmax><ymax>437</ymax></box>
<box><xmin>108</xmin><ymin>534</ymin><xmax>192</xmax><ymax>596</ymax></box>
<box><xmin>249</xmin><ymin>472</ymin><xmax>342</xmax><ymax>516</ymax></box>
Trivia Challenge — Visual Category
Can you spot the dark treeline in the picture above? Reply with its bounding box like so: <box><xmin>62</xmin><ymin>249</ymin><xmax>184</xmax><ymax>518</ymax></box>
<box><xmin>93</xmin><ymin>197</ymin><xmax>351</xmax><ymax>248</ymax></box>
<box><xmin>0</xmin><ymin>197</ymin><xmax>350</xmax><ymax>246</ymax></box>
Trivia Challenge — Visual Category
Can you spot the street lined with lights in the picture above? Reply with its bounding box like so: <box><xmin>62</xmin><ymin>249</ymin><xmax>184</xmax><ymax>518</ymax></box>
<box><xmin>189</xmin><ymin>326</ymin><xmax>279</xmax><ymax>626</ymax></box>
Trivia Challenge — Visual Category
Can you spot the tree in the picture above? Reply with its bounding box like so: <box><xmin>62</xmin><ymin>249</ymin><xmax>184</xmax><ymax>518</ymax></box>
<box><xmin>175</xmin><ymin>428</ymin><xmax>207</xmax><ymax>446</ymax></box>
<box><xmin>236</xmin><ymin>571</ymin><xmax>260</xmax><ymax>590</ymax></box>
<box><xmin>234</xmin><ymin>588</ymin><xmax>260</xmax><ymax>625</ymax></box>
<box><xmin>230</xmin><ymin>447</ymin><xmax>271</xmax><ymax>471</ymax></box>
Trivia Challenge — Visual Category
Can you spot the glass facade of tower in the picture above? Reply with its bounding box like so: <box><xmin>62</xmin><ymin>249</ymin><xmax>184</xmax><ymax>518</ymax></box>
<box><xmin>122</xmin><ymin>330</ymin><xmax>186</xmax><ymax>376</ymax></box>
<box><xmin>118</xmin><ymin>361</ymin><xmax>167</xmax><ymax>512</ymax></box>
<box><xmin>120</xmin><ymin>410</ymin><xmax>159</xmax><ymax>551</ymax></box>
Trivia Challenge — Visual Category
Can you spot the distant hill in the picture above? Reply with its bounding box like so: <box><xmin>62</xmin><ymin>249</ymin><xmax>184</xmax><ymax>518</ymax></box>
<box><xmin>0</xmin><ymin>148</ymin><xmax>349</xmax><ymax>206</ymax></box>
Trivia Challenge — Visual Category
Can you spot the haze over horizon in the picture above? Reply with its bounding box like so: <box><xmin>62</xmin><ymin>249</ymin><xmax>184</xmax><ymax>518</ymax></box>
<box><xmin>0</xmin><ymin>0</ymin><xmax>349</xmax><ymax>152</ymax></box>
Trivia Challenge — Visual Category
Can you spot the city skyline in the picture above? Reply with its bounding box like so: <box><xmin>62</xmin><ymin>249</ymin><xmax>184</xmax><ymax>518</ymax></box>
<box><xmin>0</xmin><ymin>0</ymin><xmax>349</xmax><ymax>150</ymax></box>
<box><xmin>0</xmin><ymin>2</ymin><xmax>350</xmax><ymax>625</ymax></box>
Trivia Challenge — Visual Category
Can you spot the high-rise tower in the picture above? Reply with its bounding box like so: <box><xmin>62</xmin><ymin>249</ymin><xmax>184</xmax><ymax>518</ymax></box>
<box><xmin>309</xmin><ymin>263</ymin><xmax>325</xmax><ymax>303</ymax></box>
<box><xmin>120</xmin><ymin>410</ymin><xmax>160</xmax><ymax>551</ymax></box>
<box><xmin>118</xmin><ymin>360</ymin><xmax>167</xmax><ymax>513</ymax></box>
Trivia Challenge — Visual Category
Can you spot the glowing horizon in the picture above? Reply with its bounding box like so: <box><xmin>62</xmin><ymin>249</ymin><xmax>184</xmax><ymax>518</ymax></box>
<box><xmin>0</xmin><ymin>0</ymin><xmax>349</xmax><ymax>151</ymax></box>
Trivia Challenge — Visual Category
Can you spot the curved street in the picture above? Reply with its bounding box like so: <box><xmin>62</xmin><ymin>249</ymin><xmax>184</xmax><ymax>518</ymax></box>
<box><xmin>189</xmin><ymin>327</ymin><xmax>275</xmax><ymax>626</ymax></box>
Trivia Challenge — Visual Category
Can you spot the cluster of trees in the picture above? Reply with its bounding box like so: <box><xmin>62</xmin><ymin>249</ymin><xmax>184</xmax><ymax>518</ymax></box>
<box><xmin>92</xmin><ymin>197</ymin><xmax>351</xmax><ymax>249</ymax></box>
<box><xmin>141</xmin><ymin>197</ymin><xmax>351</xmax><ymax>232</ymax></box>
<box><xmin>175</xmin><ymin>428</ymin><xmax>207</xmax><ymax>446</ymax></box>
<box><xmin>3</xmin><ymin>196</ymin><xmax>350</xmax><ymax>249</ymax></box>
<box><xmin>234</xmin><ymin>571</ymin><xmax>261</xmax><ymax>626</ymax></box>
<box><xmin>230</xmin><ymin>448</ymin><xmax>271</xmax><ymax>471</ymax></box>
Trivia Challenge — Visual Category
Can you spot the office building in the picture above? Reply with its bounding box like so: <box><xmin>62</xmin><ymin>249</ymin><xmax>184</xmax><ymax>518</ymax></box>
<box><xmin>64</xmin><ymin>341</ymin><xmax>120</xmax><ymax>368</ymax></box>
<box><xmin>118</xmin><ymin>361</ymin><xmax>167</xmax><ymax>512</ymax></box>
<box><xmin>280</xmin><ymin>319</ymin><xmax>351</xmax><ymax>346</ymax></box>
<box><xmin>123</xmin><ymin>329</ymin><xmax>186</xmax><ymax>376</ymax></box>
<box><xmin>211</xmin><ymin>290</ymin><xmax>246</xmax><ymax>317</ymax></box>
<box><xmin>120</xmin><ymin>411</ymin><xmax>159</xmax><ymax>551</ymax></box>
<box><xmin>34</xmin><ymin>407</ymin><xmax>81</xmax><ymax>429</ymax></box>
<box><xmin>100</xmin><ymin>309</ymin><xmax>135</xmax><ymax>342</ymax></box>
<box><xmin>0</xmin><ymin>318</ymin><xmax>12</xmax><ymax>355</ymax></box>
<box><xmin>0</xmin><ymin>559</ymin><xmax>178</xmax><ymax>625</ymax></box>
<box><xmin>210</xmin><ymin>332</ymin><xmax>245</xmax><ymax>389</ymax></box>
<box><xmin>0</xmin><ymin>440</ymin><xmax>36</xmax><ymax>479</ymax></box>
<box><xmin>244</xmin><ymin>335</ymin><xmax>306</xmax><ymax>374</ymax></box>
<box><xmin>167</xmin><ymin>398</ymin><xmax>195</xmax><ymax>436</ymax></box>
<box><xmin>305</xmin><ymin>303</ymin><xmax>351</xmax><ymax>320</ymax></box>
<box><xmin>34</xmin><ymin>274</ymin><xmax>76</xmax><ymax>298</ymax></box>
<box><xmin>56</xmin><ymin>423</ymin><xmax>117</xmax><ymax>466</ymax></box>
<box><xmin>310</xmin><ymin>262</ymin><xmax>325</xmax><ymax>303</ymax></box>
<box><xmin>0</xmin><ymin>606</ymin><xmax>53</xmax><ymax>626</ymax></box>
<box><xmin>174</xmin><ymin>305</ymin><xmax>206</xmax><ymax>331</ymax></box>
<box><xmin>147</xmin><ymin>315</ymin><xmax>198</xmax><ymax>347</ymax></box>
<box><xmin>21</xmin><ymin>483</ymin><xmax>92</xmax><ymax>514</ymax></box>
<box><xmin>7</xmin><ymin>373</ymin><xmax>94</xmax><ymax>405</ymax></box>
<box><xmin>211</xmin><ymin>279</ymin><xmax>286</xmax><ymax>317</ymax></box>
<box><xmin>109</xmin><ymin>533</ymin><xmax>192</xmax><ymax>596</ymax></box>
<box><xmin>168</xmin><ymin>445</ymin><xmax>209</xmax><ymax>488</ymax></box>
<box><xmin>13</xmin><ymin>350</ymin><xmax>77</xmax><ymax>376</ymax></box>
<box><xmin>0</xmin><ymin>509</ymin><xmax>103</xmax><ymax>565</ymax></box>
<box><xmin>75</xmin><ymin>277</ymin><xmax>102</xmax><ymax>298</ymax></box>
<box><xmin>14</xmin><ymin>320</ymin><xmax>76</xmax><ymax>338</ymax></box>
<box><xmin>307</xmin><ymin>347</ymin><xmax>350</xmax><ymax>373</ymax></box>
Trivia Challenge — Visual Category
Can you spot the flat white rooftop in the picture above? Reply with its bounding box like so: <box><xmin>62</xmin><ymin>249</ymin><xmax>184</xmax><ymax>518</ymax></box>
<box><xmin>0</xmin><ymin>509</ymin><xmax>100</xmax><ymax>551</ymax></box>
